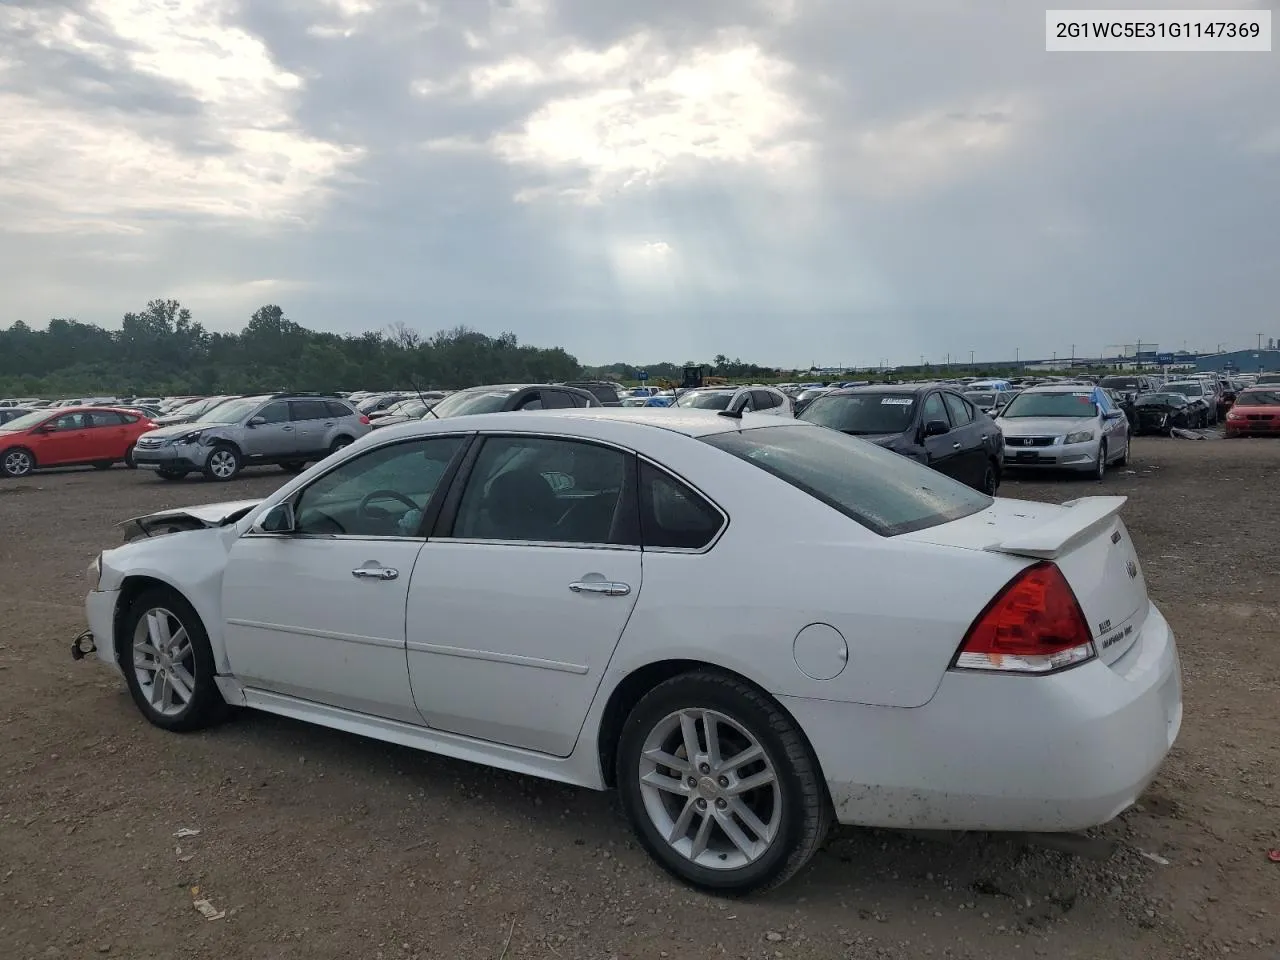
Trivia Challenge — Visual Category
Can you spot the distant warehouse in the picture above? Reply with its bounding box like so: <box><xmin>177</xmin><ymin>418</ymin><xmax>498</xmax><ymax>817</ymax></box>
<box><xmin>1194</xmin><ymin>349</ymin><xmax>1280</xmax><ymax>374</ymax></box>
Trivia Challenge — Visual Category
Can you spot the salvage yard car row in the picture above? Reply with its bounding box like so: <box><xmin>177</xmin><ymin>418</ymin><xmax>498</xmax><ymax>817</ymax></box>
<box><xmin>4</xmin><ymin>373</ymin><xmax>1279</xmax><ymax>482</ymax></box>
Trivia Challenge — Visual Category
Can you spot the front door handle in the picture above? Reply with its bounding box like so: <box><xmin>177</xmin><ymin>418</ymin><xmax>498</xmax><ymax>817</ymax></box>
<box><xmin>352</xmin><ymin>565</ymin><xmax>398</xmax><ymax>581</ymax></box>
<box><xmin>570</xmin><ymin>580</ymin><xmax>631</xmax><ymax>597</ymax></box>
<box><xmin>952</xmin><ymin>442</ymin><xmax>962</xmax><ymax>449</ymax></box>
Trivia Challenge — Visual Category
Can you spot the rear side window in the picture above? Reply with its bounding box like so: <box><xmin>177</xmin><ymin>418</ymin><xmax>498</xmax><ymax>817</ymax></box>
<box><xmin>639</xmin><ymin>462</ymin><xmax>724</xmax><ymax>550</ymax></box>
<box><xmin>325</xmin><ymin>400</ymin><xmax>355</xmax><ymax>418</ymax></box>
<box><xmin>703</xmin><ymin>424</ymin><xmax>991</xmax><ymax>537</ymax></box>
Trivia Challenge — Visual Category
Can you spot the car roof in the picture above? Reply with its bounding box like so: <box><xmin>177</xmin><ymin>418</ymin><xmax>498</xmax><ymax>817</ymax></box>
<box><xmin>1018</xmin><ymin>384</ymin><xmax>1098</xmax><ymax>394</ymax></box>
<box><xmin>372</xmin><ymin>406</ymin><xmax>802</xmax><ymax>440</ymax></box>
<box><xmin>825</xmin><ymin>384</ymin><xmax>937</xmax><ymax>397</ymax></box>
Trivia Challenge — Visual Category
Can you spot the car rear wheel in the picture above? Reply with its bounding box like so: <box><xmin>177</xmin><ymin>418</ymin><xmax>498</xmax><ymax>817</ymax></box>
<box><xmin>120</xmin><ymin>587</ymin><xmax>225</xmax><ymax>732</ymax></box>
<box><xmin>616</xmin><ymin>671</ymin><xmax>832</xmax><ymax>893</ymax></box>
<box><xmin>204</xmin><ymin>445</ymin><xmax>241</xmax><ymax>481</ymax></box>
<box><xmin>1</xmin><ymin>447</ymin><xmax>35</xmax><ymax>478</ymax></box>
<box><xmin>981</xmin><ymin>459</ymin><xmax>999</xmax><ymax>496</ymax></box>
<box><xmin>329</xmin><ymin>436</ymin><xmax>353</xmax><ymax>456</ymax></box>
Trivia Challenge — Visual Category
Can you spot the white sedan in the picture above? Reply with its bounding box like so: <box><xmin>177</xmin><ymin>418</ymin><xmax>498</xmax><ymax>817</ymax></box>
<box><xmin>78</xmin><ymin>409</ymin><xmax>1182</xmax><ymax>892</ymax></box>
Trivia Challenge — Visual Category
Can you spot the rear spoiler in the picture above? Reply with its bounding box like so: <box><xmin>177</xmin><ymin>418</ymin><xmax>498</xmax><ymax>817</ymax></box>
<box><xmin>983</xmin><ymin>496</ymin><xmax>1127</xmax><ymax>560</ymax></box>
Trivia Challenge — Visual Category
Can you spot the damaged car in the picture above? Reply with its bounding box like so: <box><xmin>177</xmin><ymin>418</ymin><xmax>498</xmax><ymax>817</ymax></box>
<box><xmin>1131</xmin><ymin>392</ymin><xmax>1200</xmax><ymax>435</ymax></box>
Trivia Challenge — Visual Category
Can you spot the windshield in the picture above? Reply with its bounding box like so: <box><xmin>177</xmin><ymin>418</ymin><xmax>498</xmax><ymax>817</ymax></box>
<box><xmin>703</xmin><ymin>424</ymin><xmax>990</xmax><ymax>537</ymax></box>
<box><xmin>677</xmin><ymin>390</ymin><xmax>734</xmax><ymax>410</ymax></box>
<box><xmin>999</xmin><ymin>392</ymin><xmax>1098</xmax><ymax>418</ymax></box>
<box><xmin>0</xmin><ymin>410</ymin><xmax>50</xmax><ymax>432</ymax></box>
<box><xmin>1137</xmin><ymin>393</ymin><xmax>1185</xmax><ymax>406</ymax></box>
<box><xmin>199</xmin><ymin>397</ymin><xmax>268</xmax><ymax>424</ymax></box>
<box><xmin>1163</xmin><ymin>382</ymin><xmax>1204</xmax><ymax>398</ymax></box>
<box><xmin>1236</xmin><ymin>389</ymin><xmax>1280</xmax><ymax>406</ymax></box>
<box><xmin>429</xmin><ymin>388</ymin><xmax>518</xmax><ymax>418</ymax></box>
<box><xmin>799</xmin><ymin>393</ymin><xmax>917</xmax><ymax>434</ymax></box>
<box><xmin>964</xmin><ymin>392</ymin><xmax>996</xmax><ymax>407</ymax></box>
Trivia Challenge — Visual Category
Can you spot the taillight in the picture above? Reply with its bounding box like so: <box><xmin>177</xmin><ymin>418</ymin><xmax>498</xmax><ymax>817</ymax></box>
<box><xmin>952</xmin><ymin>562</ymin><xmax>1095</xmax><ymax>674</ymax></box>
<box><xmin>359</xmin><ymin>415</ymin><xmax>370</xmax><ymax>425</ymax></box>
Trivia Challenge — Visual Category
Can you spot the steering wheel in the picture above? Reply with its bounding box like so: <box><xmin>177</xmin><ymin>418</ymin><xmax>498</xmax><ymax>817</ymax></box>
<box><xmin>358</xmin><ymin>489</ymin><xmax>419</xmax><ymax>521</ymax></box>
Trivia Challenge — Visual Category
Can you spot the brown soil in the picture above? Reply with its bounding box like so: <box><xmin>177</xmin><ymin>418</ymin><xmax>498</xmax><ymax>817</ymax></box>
<box><xmin>1</xmin><ymin>441</ymin><xmax>1277</xmax><ymax>960</ymax></box>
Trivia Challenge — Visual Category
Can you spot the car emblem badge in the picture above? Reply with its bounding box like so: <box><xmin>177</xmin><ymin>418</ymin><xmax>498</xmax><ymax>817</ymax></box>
<box><xmin>1127</xmin><ymin>560</ymin><xmax>1138</xmax><ymax>579</ymax></box>
<box><xmin>1111</xmin><ymin>531</ymin><xmax>1122</xmax><ymax>544</ymax></box>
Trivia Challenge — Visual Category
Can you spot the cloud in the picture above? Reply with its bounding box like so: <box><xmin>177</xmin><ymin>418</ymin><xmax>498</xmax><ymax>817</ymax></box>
<box><xmin>0</xmin><ymin>0</ymin><xmax>1278</xmax><ymax>367</ymax></box>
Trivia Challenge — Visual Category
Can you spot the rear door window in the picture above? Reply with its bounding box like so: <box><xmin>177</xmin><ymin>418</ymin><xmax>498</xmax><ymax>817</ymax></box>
<box><xmin>290</xmin><ymin>400</ymin><xmax>330</xmax><ymax>421</ymax></box>
<box><xmin>943</xmin><ymin>393</ymin><xmax>973</xmax><ymax>425</ymax></box>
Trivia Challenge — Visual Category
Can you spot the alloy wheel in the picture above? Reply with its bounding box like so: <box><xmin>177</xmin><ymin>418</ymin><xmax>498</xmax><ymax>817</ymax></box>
<box><xmin>637</xmin><ymin>709</ymin><xmax>782</xmax><ymax>871</ymax></box>
<box><xmin>131</xmin><ymin>608</ymin><xmax>197</xmax><ymax>718</ymax></box>
<box><xmin>208</xmin><ymin>449</ymin><xmax>237</xmax><ymax>479</ymax></box>
<box><xmin>3</xmin><ymin>449</ymin><xmax>32</xmax><ymax>477</ymax></box>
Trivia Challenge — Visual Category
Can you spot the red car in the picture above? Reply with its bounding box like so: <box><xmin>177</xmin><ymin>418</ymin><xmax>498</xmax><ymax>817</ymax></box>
<box><xmin>0</xmin><ymin>406</ymin><xmax>159</xmax><ymax>478</ymax></box>
<box><xmin>1224</xmin><ymin>388</ymin><xmax>1280</xmax><ymax>437</ymax></box>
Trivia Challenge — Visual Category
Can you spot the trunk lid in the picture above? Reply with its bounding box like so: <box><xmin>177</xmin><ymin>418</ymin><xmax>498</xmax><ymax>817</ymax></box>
<box><xmin>902</xmin><ymin>496</ymin><xmax>1146</xmax><ymax>664</ymax></box>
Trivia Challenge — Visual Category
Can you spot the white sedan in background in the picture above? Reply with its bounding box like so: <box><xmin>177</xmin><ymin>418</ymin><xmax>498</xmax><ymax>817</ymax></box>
<box><xmin>78</xmin><ymin>409</ymin><xmax>1181</xmax><ymax>892</ymax></box>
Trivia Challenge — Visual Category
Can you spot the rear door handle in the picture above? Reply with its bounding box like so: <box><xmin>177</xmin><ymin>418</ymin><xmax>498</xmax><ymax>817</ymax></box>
<box><xmin>352</xmin><ymin>565</ymin><xmax>398</xmax><ymax>581</ymax></box>
<box><xmin>570</xmin><ymin>580</ymin><xmax>631</xmax><ymax>597</ymax></box>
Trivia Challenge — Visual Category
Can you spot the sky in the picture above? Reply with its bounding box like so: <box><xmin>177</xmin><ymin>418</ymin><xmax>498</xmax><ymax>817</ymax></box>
<box><xmin>1</xmin><ymin>0</ymin><xmax>1277</xmax><ymax>369</ymax></box>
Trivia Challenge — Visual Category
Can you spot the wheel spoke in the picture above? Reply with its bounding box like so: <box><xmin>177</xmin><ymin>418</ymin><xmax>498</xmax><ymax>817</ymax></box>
<box><xmin>149</xmin><ymin>672</ymin><xmax>168</xmax><ymax>707</ymax></box>
<box><xmin>715</xmin><ymin>807</ymin><xmax>762</xmax><ymax>858</ymax></box>
<box><xmin>727</xmin><ymin>767</ymin><xmax>776</xmax><ymax>796</ymax></box>
<box><xmin>145</xmin><ymin>612</ymin><xmax>167</xmax><ymax>649</ymax></box>
<box><xmin>642</xmin><ymin>747</ymin><xmax>690</xmax><ymax>775</ymax></box>
<box><xmin>701</xmin><ymin>711</ymin><xmax>723</xmax><ymax>768</ymax></box>
<box><xmin>678</xmin><ymin>712</ymin><xmax>701</xmax><ymax>763</ymax></box>
<box><xmin>720</xmin><ymin>742</ymin><xmax>764</xmax><ymax>774</ymax></box>
<box><xmin>728</xmin><ymin>797</ymin><xmax>773</xmax><ymax>842</ymax></box>
<box><xmin>689</xmin><ymin>811</ymin><xmax>714</xmax><ymax>859</ymax></box>
<box><xmin>168</xmin><ymin>628</ymin><xmax>191</xmax><ymax>663</ymax></box>
<box><xmin>640</xmin><ymin>769</ymin><xmax>690</xmax><ymax>797</ymax></box>
<box><xmin>167</xmin><ymin>665</ymin><xmax>195</xmax><ymax>704</ymax></box>
<box><xmin>667</xmin><ymin>798</ymin><xmax>697</xmax><ymax>844</ymax></box>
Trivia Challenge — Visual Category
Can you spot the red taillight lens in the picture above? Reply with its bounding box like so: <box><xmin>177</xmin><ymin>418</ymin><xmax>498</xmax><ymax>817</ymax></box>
<box><xmin>359</xmin><ymin>415</ymin><xmax>370</xmax><ymax>425</ymax></box>
<box><xmin>953</xmin><ymin>562</ymin><xmax>1095</xmax><ymax>674</ymax></box>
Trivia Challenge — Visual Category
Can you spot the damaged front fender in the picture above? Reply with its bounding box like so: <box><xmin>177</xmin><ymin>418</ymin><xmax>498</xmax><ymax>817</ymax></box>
<box><xmin>118</xmin><ymin>499</ymin><xmax>262</xmax><ymax>543</ymax></box>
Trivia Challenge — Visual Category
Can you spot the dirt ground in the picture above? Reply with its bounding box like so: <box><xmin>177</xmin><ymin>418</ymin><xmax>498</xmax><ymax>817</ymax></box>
<box><xmin>1</xmin><ymin>440</ymin><xmax>1277</xmax><ymax>960</ymax></box>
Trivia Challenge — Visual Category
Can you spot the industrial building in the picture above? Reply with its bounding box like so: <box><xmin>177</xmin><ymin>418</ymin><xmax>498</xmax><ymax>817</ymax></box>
<box><xmin>1193</xmin><ymin>349</ymin><xmax>1280</xmax><ymax>374</ymax></box>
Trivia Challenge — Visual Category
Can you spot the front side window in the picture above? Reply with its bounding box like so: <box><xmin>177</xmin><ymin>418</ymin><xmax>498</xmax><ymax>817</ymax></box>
<box><xmin>293</xmin><ymin>436</ymin><xmax>465</xmax><ymax>537</ymax></box>
<box><xmin>921</xmin><ymin>392</ymin><xmax>949</xmax><ymax>425</ymax></box>
<box><xmin>451</xmin><ymin>436</ymin><xmax>632</xmax><ymax>545</ymax></box>
<box><xmin>703</xmin><ymin>424</ymin><xmax>990</xmax><ymax>537</ymax></box>
<box><xmin>53</xmin><ymin>413</ymin><xmax>89</xmax><ymax>430</ymax></box>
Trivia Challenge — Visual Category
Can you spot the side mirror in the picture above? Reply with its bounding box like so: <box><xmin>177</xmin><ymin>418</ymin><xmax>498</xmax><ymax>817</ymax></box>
<box><xmin>923</xmin><ymin>419</ymin><xmax>950</xmax><ymax>438</ymax></box>
<box><xmin>247</xmin><ymin>416</ymin><xmax>266</xmax><ymax>428</ymax></box>
<box><xmin>257</xmin><ymin>502</ymin><xmax>296</xmax><ymax>534</ymax></box>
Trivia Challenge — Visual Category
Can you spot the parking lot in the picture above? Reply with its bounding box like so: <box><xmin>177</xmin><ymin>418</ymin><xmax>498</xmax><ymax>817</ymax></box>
<box><xmin>1</xmin><ymin>439</ymin><xmax>1277</xmax><ymax>960</ymax></box>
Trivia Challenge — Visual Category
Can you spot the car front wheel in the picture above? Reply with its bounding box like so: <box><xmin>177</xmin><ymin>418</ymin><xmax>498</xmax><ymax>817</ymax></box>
<box><xmin>204</xmin><ymin>444</ymin><xmax>241</xmax><ymax>481</ymax></box>
<box><xmin>1</xmin><ymin>447</ymin><xmax>35</xmax><ymax>478</ymax></box>
<box><xmin>120</xmin><ymin>587</ymin><xmax>225</xmax><ymax>732</ymax></box>
<box><xmin>616</xmin><ymin>671</ymin><xmax>831</xmax><ymax>893</ymax></box>
<box><xmin>1095</xmin><ymin>440</ymin><xmax>1108</xmax><ymax>481</ymax></box>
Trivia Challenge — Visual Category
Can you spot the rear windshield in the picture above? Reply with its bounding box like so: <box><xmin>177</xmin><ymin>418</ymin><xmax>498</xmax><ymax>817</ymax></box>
<box><xmin>798</xmin><ymin>393</ymin><xmax>917</xmax><ymax>435</ymax></box>
<box><xmin>678</xmin><ymin>391</ymin><xmax>734</xmax><ymax>410</ymax></box>
<box><xmin>703</xmin><ymin>424</ymin><xmax>990</xmax><ymax>537</ymax></box>
<box><xmin>430</xmin><ymin>388</ymin><xmax>518</xmax><ymax>418</ymax></box>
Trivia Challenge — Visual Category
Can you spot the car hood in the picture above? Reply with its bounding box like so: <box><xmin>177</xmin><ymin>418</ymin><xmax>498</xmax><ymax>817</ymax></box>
<box><xmin>996</xmin><ymin>415</ymin><xmax>1095</xmax><ymax>436</ymax></box>
<box><xmin>140</xmin><ymin>419</ymin><xmax>230</xmax><ymax>440</ymax></box>
<box><xmin>1229</xmin><ymin>404</ymin><xmax>1278</xmax><ymax>415</ymax></box>
<box><xmin>118</xmin><ymin>498</ymin><xmax>262</xmax><ymax>536</ymax></box>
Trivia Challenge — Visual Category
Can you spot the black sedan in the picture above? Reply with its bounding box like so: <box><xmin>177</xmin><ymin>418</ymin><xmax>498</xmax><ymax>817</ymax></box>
<box><xmin>798</xmin><ymin>385</ymin><xmax>1002</xmax><ymax>494</ymax></box>
<box><xmin>1132</xmin><ymin>392</ymin><xmax>1201</xmax><ymax>434</ymax></box>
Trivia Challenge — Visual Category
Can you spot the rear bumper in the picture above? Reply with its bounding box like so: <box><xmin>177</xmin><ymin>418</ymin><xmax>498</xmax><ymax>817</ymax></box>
<box><xmin>785</xmin><ymin>602</ymin><xmax>1182</xmax><ymax>832</ymax></box>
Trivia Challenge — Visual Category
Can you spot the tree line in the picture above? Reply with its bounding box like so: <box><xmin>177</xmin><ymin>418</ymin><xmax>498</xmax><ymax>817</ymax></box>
<box><xmin>0</xmin><ymin>301</ymin><xmax>584</xmax><ymax>397</ymax></box>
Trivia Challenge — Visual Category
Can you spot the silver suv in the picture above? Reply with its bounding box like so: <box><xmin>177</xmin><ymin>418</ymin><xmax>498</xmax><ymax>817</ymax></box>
<box><xmin>131</xmin><ymin>394</ymin><xmax>370</xmax><ymax>482</ymax></box>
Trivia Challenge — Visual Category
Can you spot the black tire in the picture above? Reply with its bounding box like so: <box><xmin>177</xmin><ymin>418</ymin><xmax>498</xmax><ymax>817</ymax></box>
<box><xmin>980</xmin><ymin>459</ymin><xmax>1000</xmax><ymax>496</ymax></box>
<box><xmin>156</xmin><ymin>469</ymin><xmax>188</xmax><ymax>481</ymax></box>
<box><xmin>616</xmin><ymin>671</ymin><xmax>832</xmax><ymax>894</ymax></box>
<box><xmin>280</xmin><ymin>461</ymin><xmax>307</xmax><ymax>473</ymax></box>
<box><xmin>93</xmin><ymin>460</ymin><xmax>113</xmax><ymax>470</ymax></box>
<box><xmin>203</xmin><ymin>444</ymin><xmax>242</xmax><ymax>482</ymax></box>
<box><xmin>1</xmin><ymin>446</ymin><xmax>36</xmax><ymax>478</ymax></box>
<box><xmin>1094</xmin><ymin>440</ymin><xmax>1108</xmax><ymax>482</ymax></box>
<box><xmin>119</xmin><ymin>587</ymin><xmax>225</xmax><ymax>732</ymax></box>
<box><xmin>1116</xmin><ymin>441</ymin><xmax>1128</xmax><ymax>467</ymax></box>
<box><xmin>124</xmin><ymin>448</ymin><xmax>137</xmax><ymax>470</ymax></box>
